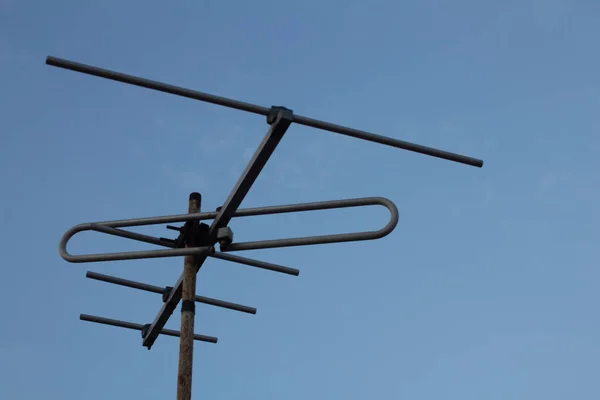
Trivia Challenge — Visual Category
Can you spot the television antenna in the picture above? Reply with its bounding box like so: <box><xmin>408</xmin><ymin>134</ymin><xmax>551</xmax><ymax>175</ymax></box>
<box><xmin>47</xmin><ymin>55</ymin><xmax>483</xmax><ymax>400</ymax></box>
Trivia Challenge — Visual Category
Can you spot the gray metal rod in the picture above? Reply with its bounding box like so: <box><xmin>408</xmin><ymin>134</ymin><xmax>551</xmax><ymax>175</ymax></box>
<box><xmin>207</xmin><ymin>108</ymin><xmax>293</xmax><ymax>235</ymax></box>
<box><xmin>293</xmin><ymin>114</ymin><xmax>483</xmax><ymax>167</ymax></box>
<box><xmin>195</xmin><ymin>295</ymin><xmax>256</xmax><ymax>315</ymax></box>
<box><xmin>86</xmin><ymin>210</ymin><xmax>219</xmax><ymax>229</ymax></box>
<box><xmin>90</xmin><ymin>224</ymin><xmax>175</xmax><ymax>248</ymax></box>
<box><xmin>60</xmin><ymin>242</ymin><xmax>213</xmax><ymax>263</ymax></box>
<box><xmin>209</xmin><ymin>252</ymin><xmax>300</xmax><ymax>276</ymax></box>
<box><xmin>86</xmin><ymin>271</ymin><xmax>165</xmax><ymax>293</ymax></box>
<box><xmin>46</xmin><ymin>56</ymin><xmax>269</xmax><ymax>116</ymax></box>
<box><xmin>79</xmin><ymin>314</ymin><xmax>218</xmax><ymax>343</ymax></box>
<box><xmin>144</xmin><ymin>274</ymin><xmax>184</xmax><ymax>349</ymax></box>
<box><xmin>85</xmin><ymin>271</ymin><xmax>257</xmax><ymax>314</ymax></box>
<box><xmin>45</xmin><ymin>56</ymin><xmax>483</xmax><ymax>168</ymax></box>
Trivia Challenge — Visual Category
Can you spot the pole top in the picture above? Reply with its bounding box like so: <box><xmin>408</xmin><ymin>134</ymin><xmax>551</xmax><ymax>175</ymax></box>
<box><xmin>189</xmin><ymin>192</ymin><xmax>201</xmax><ymax>203</ymax></box>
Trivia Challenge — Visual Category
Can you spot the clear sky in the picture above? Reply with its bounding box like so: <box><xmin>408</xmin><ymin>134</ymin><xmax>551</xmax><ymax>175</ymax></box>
<box><xmin>1</xmin><ymin>0</ymin><xmax>599</xmax><ymax>399</ymax></box>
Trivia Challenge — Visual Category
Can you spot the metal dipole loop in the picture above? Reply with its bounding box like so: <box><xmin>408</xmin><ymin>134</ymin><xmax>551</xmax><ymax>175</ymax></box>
<box><xmin>58</xmin><ymin>196</ymin><xmax>399</xmax><ymax>263</ymax></box>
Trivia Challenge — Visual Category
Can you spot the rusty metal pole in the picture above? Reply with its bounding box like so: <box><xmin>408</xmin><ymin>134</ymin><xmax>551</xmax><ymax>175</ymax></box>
<box><xmin>177</xmin><ymin>192</ymin><xmax>201</xmax><ymax>400</ymax></box>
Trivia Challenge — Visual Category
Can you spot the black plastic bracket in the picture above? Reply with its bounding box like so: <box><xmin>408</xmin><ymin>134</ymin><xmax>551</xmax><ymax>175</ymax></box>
<box><xmin>185</xmin><ymin>221</ymin><xmax>210</xmax><ymax>248</ymax></box>
<box><xmin>267</xmin><ymin>106</ymin><xmax>294</xmax><ymax>125</ymax></box>
<box><xmin>181</xmin><ymin>300</ymin><xmax>195</xmax><ymax>314</ymax></box>
<box><xmin>141</xmin><ymin>323</ymin><xmax>151</xmax><ymax>338</ymax></box>
<box><xmin>161</xmin><ymin>221</ymin><xmax>211</xmax><ymax>249</ymax></box>
<box><xmin>162</xmin><ymin>286</ymin><xmax>173</xmax><ymax>303</ymax></box>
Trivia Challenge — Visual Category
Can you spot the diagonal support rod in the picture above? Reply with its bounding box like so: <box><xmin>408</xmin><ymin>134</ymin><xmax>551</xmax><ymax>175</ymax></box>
<box><xmin>142</xmin><ymin>109</ymin><xmax>294</xmax><ymax>349</ymax></box>
<box><xmin>45</xmin><ymin>56</ymin><xmax>483</xmax><ymax>168</ymax></box>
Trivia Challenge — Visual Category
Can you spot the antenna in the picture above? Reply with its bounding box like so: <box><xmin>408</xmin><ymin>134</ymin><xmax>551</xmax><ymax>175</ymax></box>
<box><xmin>47</xmin><ymin>55</ymin><xmax>483</xmax><ymax>399</ymax></box>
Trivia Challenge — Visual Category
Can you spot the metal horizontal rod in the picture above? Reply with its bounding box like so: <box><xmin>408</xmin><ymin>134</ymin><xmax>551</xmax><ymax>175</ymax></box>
<box><xmin>60</xmin><ymin>237</ymin><xmax>212</xmax><ymax>263</ymax></box>
<box><xmin>46</xmin><ymin>56</ymin><xmax>483</xmax><ymax>167</ymax></box>
<box><xmin>90</xmin><ymin>224</ymin><xmax>176</xmax><ymax>248</ymax></box>
<box><xmin>86</xmin><ymin>271</ymin><xmax>257</xmax><ymax>314</ymax></box>
<box><xmin>209</xmin><ymin>252</ymin><xmax>300</xmax><ymax>276</ymax></box>
<box><xmin>46</xmin><ymin>56</ymin><xmax>269</xmax><ymax>115</ymax></box>
<box><xmin>86</xmin><ymin>270</ymin><xmax>163</xmax><ymax>292</ymax></box>
<box><xmin>194</xmin><ymin>295</ymin><xmax>255</xmax><ymax>315</ymax></box>
<box><xmin>79</xmin><ymin>314</ymin><xmax>218</xmax><ymax>343</ymax></box>
<box><xmin>293</xmin><ymin>114</ymin><xmax>483</xmax><ymax>167</ymax></box>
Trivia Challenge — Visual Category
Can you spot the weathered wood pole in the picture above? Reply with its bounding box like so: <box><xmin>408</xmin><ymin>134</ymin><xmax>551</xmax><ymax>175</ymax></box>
<box><xmin>177</xmin><ymin>192</ymin><xmax>201</xmax><ymax>400</ymax></box>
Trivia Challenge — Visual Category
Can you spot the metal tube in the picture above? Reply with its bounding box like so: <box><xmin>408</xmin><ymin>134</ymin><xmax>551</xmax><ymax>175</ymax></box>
<box><xmin>81</xmin><ymin>313</ymin><xmax>141</xmax><ymax>331</ymax></box>
<box><xmin>209</xmin><ymin>252</ymin><xmax>300</xmax><ymax>276</ymax></box>
<box><xmin>46</xmin><ymin>56</ymin><xmax>483</xmax><ymax>168</ymax></box>
<box><xmin>207</xmin><ymin>109</ymin><xmax>293</xmax><ymax>235</ymax></box>
<box><xmin>79</xmin><ymin>314</ymin><xmax>218</xmax><ymax>343</ymax></box>
<box><xmin>194</xmin><ymin>295</ymin><xmax>256</xmax><ymax>315</ymax></box>
<box><xmin>143</xmin><ymin>274</ymin><xmax>184</xmax><ymax>348</ymax></box>
<box><xmin>293</xmin><ymin>114</ymin><xmax>483</xmax><ymax>167</ymax></box>
<box><xmin>85</xmin><ymin>271</ymin><xmax>257</xmax><ymax>314</ymax></box>
<box><xmin>60</xmin><ymin>241</ymin><xmax>213</xmax><ymax>263</ymax></box>
<box><xmin>86</xmin><ymin>271</ymin><xmax>164</xmax><ymax>294</ymax></box>
<box><xmin>163</xmin><ymin>328</ymin><xmax>218</xmax><ymax>343</ymax></box>
<box><xmin>78</xmin><ymin>210</ymin><xmax>219</xmax><ymax>229</ymax></box>
<box><xmin>46</xmin><ymin>56</ymin><xmax>269</xmax><ymax>116</ymax></box>
<box><xmin>90</xmin><ymin>224</ymin><xmax>175</xmax><ymax>248</ymax></box>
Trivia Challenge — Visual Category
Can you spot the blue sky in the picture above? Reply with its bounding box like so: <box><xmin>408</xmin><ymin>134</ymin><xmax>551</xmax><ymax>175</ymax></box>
<box><xmin>1</xmin><ymin>0</ymin><xmax>599</xmax><ymax>398</ymax></box>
